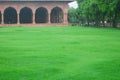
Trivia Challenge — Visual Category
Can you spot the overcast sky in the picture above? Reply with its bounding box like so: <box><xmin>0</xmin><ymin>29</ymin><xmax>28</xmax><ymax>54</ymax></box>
<box><xmin>68</xmin><ymin>1</ymin><xmax>78</xmax><ymax>9</ymax></box>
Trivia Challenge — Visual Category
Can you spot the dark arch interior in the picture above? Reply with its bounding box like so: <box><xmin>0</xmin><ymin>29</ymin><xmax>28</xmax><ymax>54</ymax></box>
<box><xmin>50</xmin><ymin>7</ymin><xmax>63</xmax><ymax>23</ymax></box>
<box><xmin>35</xmin><ymin>7</ymin><xmax>48</xmax><ymax>23</ymax></box>
<box><xmin>0</xmin><ymin>11</ymin><xmax>1</xmax><ymax>24</ymax></box>
<box><xmin>4</xmin><ymin>7</ymin><xmax>17</xmax><ymax>24</ymax></box>
<box><xmin>20</xmin><ymin>7</ymin><xmax>32</xmax><ymax>23</ymax></box>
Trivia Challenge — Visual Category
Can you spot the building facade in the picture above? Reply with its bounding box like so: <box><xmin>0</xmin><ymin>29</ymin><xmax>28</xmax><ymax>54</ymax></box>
<box><xmin>0</xmin><ymin>0</ymin><xmax>73</xmax><ymax>26</ymax></box>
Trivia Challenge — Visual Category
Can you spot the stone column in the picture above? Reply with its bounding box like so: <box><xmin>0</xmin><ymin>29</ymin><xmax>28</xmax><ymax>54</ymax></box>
<box><xmin>17</xmin><ymin>14</ymin><xmax>20</xmax><ymax>24</ymax></box>
<box><xmin>48</xmin><ymin>13</ymin><xmax>51</xmax><ymax>24</ymax></box>
<box><xmin>1</xmin><ymin>12</ymin><xmax>4</xmax><ymax>24</ymax></box>
<box><xmin>17</xmin><ymin>10</ymin><xmax>20</xmax><ymax>24</ymax></box>
<box><xmin>33</xmin><ymin>13</ymin><xmax>35</xmax><ymax>24</ymax></box>
<box><xmin>64</xmin><ymin>12</ymin><xmax>68</xmax><ymax>24</ymax></box>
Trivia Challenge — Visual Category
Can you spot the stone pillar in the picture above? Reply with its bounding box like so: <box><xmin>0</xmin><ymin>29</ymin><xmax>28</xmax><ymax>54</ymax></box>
<box><xmin>17</xmin><ymin>14</ymin><xmax>20</xmax><ymax>24</ymax></box>
<box><xmin>17</xmin><ymin>10</ymin><xmax>20</xmax><ymax>24</ymax></box>
<box><xmin>33</xmin><ymin>13</ymin><xmax>35</xmax><ymax>24</ymax></box>
<box><xmin>1</xmin><ymin>12</ymin><xmax>4</xmax><ymax>24</ymax></box>
<box><xmin>48</xmin><ymin>13</ymin><xmax>51</xmax><ymax>24</ymax></box>
<box><xmin>64</xmin><ymin>12</ymin><xmax>68</xmax><ymax>24</ymax></box>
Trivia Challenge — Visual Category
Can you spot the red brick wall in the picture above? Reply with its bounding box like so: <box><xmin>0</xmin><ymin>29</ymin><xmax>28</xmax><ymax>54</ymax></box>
<box><xmin>0</xmin><ymin>1</ymin><xmax>69</xmax><ymax>26</ymax></box>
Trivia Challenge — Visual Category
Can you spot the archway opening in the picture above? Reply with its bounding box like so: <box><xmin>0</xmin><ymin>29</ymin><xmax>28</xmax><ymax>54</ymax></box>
<box><xmin>0</xmin><ymin>11</ymin><xmax>1</xmax><ymax>24</ymax></box>
<box><xmin>20</xmin><ymin>7</ymin><xmax>32</xmax><ymax>23</ymax></box>
<box><xmin>50</xmin><ymin>7</ymin><xmax>63</xmax><ymax>23</ymax></box>
<box><xmin>35</xmin><ymin>7</ymin><xmax>48</xmax><ymax>23</ymax></box>
<box><xmin>4</xmin><ymin>7</ymin><xmax>17</xmax><ymax>24</ymax></box>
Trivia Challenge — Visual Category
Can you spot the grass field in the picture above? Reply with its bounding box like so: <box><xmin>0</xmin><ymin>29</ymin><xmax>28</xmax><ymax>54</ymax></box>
<box><xmin>0</xmin><ymin>26</ymin><xmax>120</xmax><ymax>80</ymax></box>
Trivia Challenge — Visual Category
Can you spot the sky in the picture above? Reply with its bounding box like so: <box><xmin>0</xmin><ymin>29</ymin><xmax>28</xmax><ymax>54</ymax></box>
<box><xmin>68</xmin><ymin>1</ymin><xmax>78</xmax><ymax>9</ymax></box>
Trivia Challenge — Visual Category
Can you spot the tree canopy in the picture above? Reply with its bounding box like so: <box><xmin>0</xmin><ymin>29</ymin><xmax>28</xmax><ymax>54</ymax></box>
<box><xmin>68</xmin><ymin>0</ymin><xmax>120</xmax><ymax>28</ymax></box>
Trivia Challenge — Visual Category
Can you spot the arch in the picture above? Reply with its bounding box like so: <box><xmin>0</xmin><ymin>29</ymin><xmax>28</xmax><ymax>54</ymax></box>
<box><xmin>20</xmin><ymin>7</ymin><xmax>32</xmax><ymax>23</ymax></box>
<box><xmin>4</xmin><ymin>7</ymin><xmax>17</xmax><ymax>24</ymax></box>
<box><xmin>35</xmin><ymin>7</ymin><xmax>48</xmax><ymax>23</ymax></box>
<box><xmin>0</xmin><ymin>11</ymin><xmax>1</xmax><ymax>24</ymax></box>
<box><xmin>50</xmin><ymin>7</ymin><xmax>64</xmax><ymax>23</ymax></box>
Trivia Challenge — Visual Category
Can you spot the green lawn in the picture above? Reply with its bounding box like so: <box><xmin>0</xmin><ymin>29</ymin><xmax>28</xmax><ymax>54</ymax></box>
<box><xmin>0</xmin><ymin>26</ymin><xmax>120</xmax><ymax>80</ymax></box>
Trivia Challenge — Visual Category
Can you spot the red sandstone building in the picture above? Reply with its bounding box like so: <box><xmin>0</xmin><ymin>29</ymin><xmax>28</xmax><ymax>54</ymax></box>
<box><xmin>0</xmin><ymin>0</ymin><xmax>73</xmax><ymax>26</ymax></box>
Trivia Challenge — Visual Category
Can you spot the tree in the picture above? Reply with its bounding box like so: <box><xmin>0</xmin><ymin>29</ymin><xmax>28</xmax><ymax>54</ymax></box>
<box><xmin>68</xmin><ymin>7</ymin><xmax>79</xmax><ymax>24</ymax></box>
<box><xmin>76</xmin><ymin>0</ymin><xmax>120</xmax><ymax>28</ymax></box>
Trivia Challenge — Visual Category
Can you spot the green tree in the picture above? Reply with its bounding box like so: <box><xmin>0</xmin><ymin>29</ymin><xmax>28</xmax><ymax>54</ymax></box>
<box><xmin>68</xmin><ymin>7</ymin><xmax>78</xmax><ymax>24</ymax></box>
<box><xmin>76</xmin><ymin>0</ymin><xmax>120</xmax><ymax>28</ymax></box>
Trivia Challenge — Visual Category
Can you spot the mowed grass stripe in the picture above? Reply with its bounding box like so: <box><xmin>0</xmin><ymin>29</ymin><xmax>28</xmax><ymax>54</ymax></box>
<box><xmin>0</xmin><ymin>26</ymin><xmax>120</xmax><ymax>80</ymax></box>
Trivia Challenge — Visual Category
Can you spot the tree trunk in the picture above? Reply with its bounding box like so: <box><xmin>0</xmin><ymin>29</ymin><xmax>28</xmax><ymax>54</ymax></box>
<box><xmin>87</xmin><ymin>17</ymin><xmax>90</xmax><ymax>26</ymax></box>
<box><xmin>112</xmin><ymin>10</ymin><xmax>117</xmax><ymax>28</ymax></box>
<box><xmin>102</xmin><ymin>20</ymin><xmax>105</xmax><ymax>27</ymax></box>
<box><xmin>102</xmin><ymin>14</ymin><xmax>106</xmax><ymax>27</ymax></box>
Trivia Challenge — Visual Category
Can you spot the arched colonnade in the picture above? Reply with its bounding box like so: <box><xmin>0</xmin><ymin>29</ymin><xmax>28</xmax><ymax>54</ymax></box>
<box><xmin>0</xmin><ymin>6</ymin><xmax>67</xmax><ymax>24</ymax></box>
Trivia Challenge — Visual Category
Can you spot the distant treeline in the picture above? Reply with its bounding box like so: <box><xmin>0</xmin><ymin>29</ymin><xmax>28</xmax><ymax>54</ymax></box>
<box><xmin>68</xmin><ymin>0</ymin><xmax>120</xmax><ymax>28</ymax></box>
